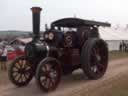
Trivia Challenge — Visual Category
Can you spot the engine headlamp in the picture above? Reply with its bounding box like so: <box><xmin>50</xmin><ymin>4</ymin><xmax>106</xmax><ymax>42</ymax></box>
<box><xmin>48</xmin><ymin>32</ymin><xmax>54</xmax><ymax>40</ymax></box>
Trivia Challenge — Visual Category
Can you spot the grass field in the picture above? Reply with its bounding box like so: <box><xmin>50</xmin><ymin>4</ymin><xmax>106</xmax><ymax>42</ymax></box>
<box><xmin>109</xmin><ymin>51</ymin><xmax>128</xmax><ymax>60</ymax></box>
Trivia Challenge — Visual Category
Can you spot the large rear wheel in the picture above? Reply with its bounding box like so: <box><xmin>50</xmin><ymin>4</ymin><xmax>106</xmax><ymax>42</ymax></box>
<box><xmin>8</xmin><ymin>55</ymin><xmax>33</xmax><ymax>86</ymax></box>
<box><xmin>81</xmin><ymin>38</ymin><xmax>108</xmax><ymax>79</ymax></box>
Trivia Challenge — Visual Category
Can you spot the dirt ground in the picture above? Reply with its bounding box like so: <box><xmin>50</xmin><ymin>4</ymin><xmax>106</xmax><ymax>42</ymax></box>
<box><xmin>1</xmin><ymin>58</ymin><xmax>128</xmax><ymax>96</ymax></box>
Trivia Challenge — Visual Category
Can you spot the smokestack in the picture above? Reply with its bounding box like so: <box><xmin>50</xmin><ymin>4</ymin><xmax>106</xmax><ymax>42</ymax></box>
<box><xmin>31</xmin><ymin>7</ymin><xmax>42</xmax><ymax>40</ymax></box>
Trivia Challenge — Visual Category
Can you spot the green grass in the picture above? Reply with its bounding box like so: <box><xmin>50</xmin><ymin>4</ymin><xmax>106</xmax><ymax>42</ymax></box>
<box><xmin>109</xmin><ymin>51</ymin><xmax>128</xmax><ymax>60</ymax></box>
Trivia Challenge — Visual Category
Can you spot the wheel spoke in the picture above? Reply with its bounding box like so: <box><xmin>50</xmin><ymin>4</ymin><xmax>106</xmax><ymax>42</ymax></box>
<box><xmin>40</xmin><ymin>64</ymin><xmax>51</xmax><ymax>76</ymax></box>
<box><xmin>50</xmin><ymin>70</ymin><xmax>57</xmax><ymax>80</ymax></box>
<box><xmin>21</xmin><ymin>60</ymin><xmax>25</xmax><ymax>68</ymax></box>
<box><xmin>40</xmin><ymin>72</ymin><xmax>46</xmax><ymax>76</ymax></box>
<box><xmin>23</xmin><ymin>60</ymin><xmax>26</xmax><ymax>65</ymax></box>
<box><xmin>40</xmin><ymin>76</ymin><xmax>46</xmax><ymax>81</ymax></box>
<box><xmin>40</xmin><ymin>76</ymin><xmax>47</xmax><ymax>86</ymax></box>
<box><xmin>19</xmin><ymin>60</ymin><xmax>23</xmax><ymax>64</ymax></box>
<box><xmin>23</xmin><ymin>72</ymin><xmax>28</xmax><ymax>81</ymax></box>
<box><xmin>91</xmin><ymin>66</ymin><xmax>97</xmax><ymax>73</ymax></box>
<box><xmin>44</xmin><ymin>78</ymin><xmax>49</xmax><ymax>88</ymax></box>
<box><xmin>12</xmin><ymin>72</ymin><xmax>19</xmax><ymax>78</ymax></box>
<box><xmin>18</xmin><ymin>60</ymin><xmax>23</xmax><ymax>67</ymax></box>
<box><xmin>12</xmin><ymin>67</ymin><xmax>19</xmax><ymax>72</ymax></box>
<box><xmin>15</xmin><ymin>63</ymin><xmax>21</xmax><ymax>69</ymax></box>
<box><xmin>21</xmin><ymin>74</ymin><xmax>24</xmax><ymax>82</ymax></box>
<box><xmin>17</xmin><ymin>74</ymin><xmax>22</xmax><ymax>82</ymax></box>
<box><xmin>46</xmin><ymin>64</ymin><xmax>51</xmax><ymax>72</ymax></box>
<box><xmin>22</xmin><ymin>74</ymin><xmax>26</xmax><ymax>82</ymax></box>
<box><xmin>42</xmin><ymin>66</ymin><xmax>46</xmax><ymax>72</ymax></box>
<box><xmin>49</xmin><ymin>79</ymin><xmax>54</xmax><ymax>89</ymax></box>
<box><xmin>91</xmin><ymin>44</ymin><xmax>104</xmax><ymax>73</ymax></box>
<box><xmin>47</xmin><ymin>78</ymin><xmax>51</xmax><ymax>89</ymax></box>
<box><xmin>25</xmin><ymin>66</ymin><xmax>31</xmax><ymax>72</ymax></box>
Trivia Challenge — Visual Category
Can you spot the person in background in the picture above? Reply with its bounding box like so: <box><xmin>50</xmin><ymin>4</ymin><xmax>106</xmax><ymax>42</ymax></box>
<box><xmin>122</xmin><ymin>40</ymin><xmax>125</xmax><ymax>51</ymax></box>
<box><xmin>124</xmin><ymin>41</ymin><xmax>127</xmax><ymax>52</ymax></box>
<box><xmin>119</xmin><ymin>41</ymin><xmax>122</xmax><ymax>51</ymax></box>
<box><xmin>0</xmin><ymin>47</ymin><xmax>3</xmax><ymax>70</ymax></box>
<box><xmin>0</xmin><ymin>45</ymin><xmax>8</xmax><ymax>71</ymax></box>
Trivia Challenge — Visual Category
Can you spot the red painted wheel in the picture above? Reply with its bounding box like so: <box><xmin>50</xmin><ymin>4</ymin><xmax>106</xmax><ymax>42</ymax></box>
<box><xmin>36</xmin><ymin>57</ymin><xmax>62</xmax><ymax>92</ymax></box>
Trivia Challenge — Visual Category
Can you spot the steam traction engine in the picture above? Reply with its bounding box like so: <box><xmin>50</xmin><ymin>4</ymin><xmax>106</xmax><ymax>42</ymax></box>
<box><xmin>8</xmin><ymin>7</ymin><xmax>111</xmax><ymax>92</ymax></box>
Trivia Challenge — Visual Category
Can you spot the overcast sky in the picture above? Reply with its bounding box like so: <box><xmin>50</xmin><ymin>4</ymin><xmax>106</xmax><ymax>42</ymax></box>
<box><xmin>0</xmin><ymin>0</ymin><xmax>128</xmax><ymax>31</ymax></box>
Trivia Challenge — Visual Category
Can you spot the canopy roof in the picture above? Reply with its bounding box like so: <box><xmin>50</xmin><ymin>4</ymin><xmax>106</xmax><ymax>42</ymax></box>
<box><xmin>51</xmin><ymin>18</ymin><xmax>111</xmax><ymax>28</ymax></box>
<box><xmin>10</xmin><ymin>38</ymin><xmax>32</xmax><ymax>45</ymax></box>
<box><xmin>16</xmin><ymin>38</ymin><xmax>32</xmax><ymax>44</ymax></box>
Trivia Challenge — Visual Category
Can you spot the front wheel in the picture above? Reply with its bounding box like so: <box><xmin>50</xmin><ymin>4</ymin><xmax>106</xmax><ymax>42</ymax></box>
<box><xmin>8</xmin><ymin>55</ymin><xmax>33</xmax><ymax>87</ymax></box>
<box><xmin>36</xmin><ymin>57</ymin><xmax>62</xmax><ymax>92</ymax></box>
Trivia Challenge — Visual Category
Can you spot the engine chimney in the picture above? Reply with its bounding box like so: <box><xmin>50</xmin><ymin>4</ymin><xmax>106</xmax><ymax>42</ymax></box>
<box><xmin>31</xmin><ymin>7</ymin><xmax>42</xmax><ymax>41</ymax></box>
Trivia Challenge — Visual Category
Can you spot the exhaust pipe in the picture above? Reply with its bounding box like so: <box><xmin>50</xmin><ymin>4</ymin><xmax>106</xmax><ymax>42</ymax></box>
<box><xmin>31</xmin><ymin>7</ymin><xmax>42</xmax><ymax>41</ymax></box>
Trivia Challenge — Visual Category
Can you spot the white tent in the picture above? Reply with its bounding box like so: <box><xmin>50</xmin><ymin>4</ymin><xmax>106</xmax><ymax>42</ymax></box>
<box><xmin>99</xmin><ymin>27</ymin><xmax>128</xmax><ymax>51</ymax></box>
